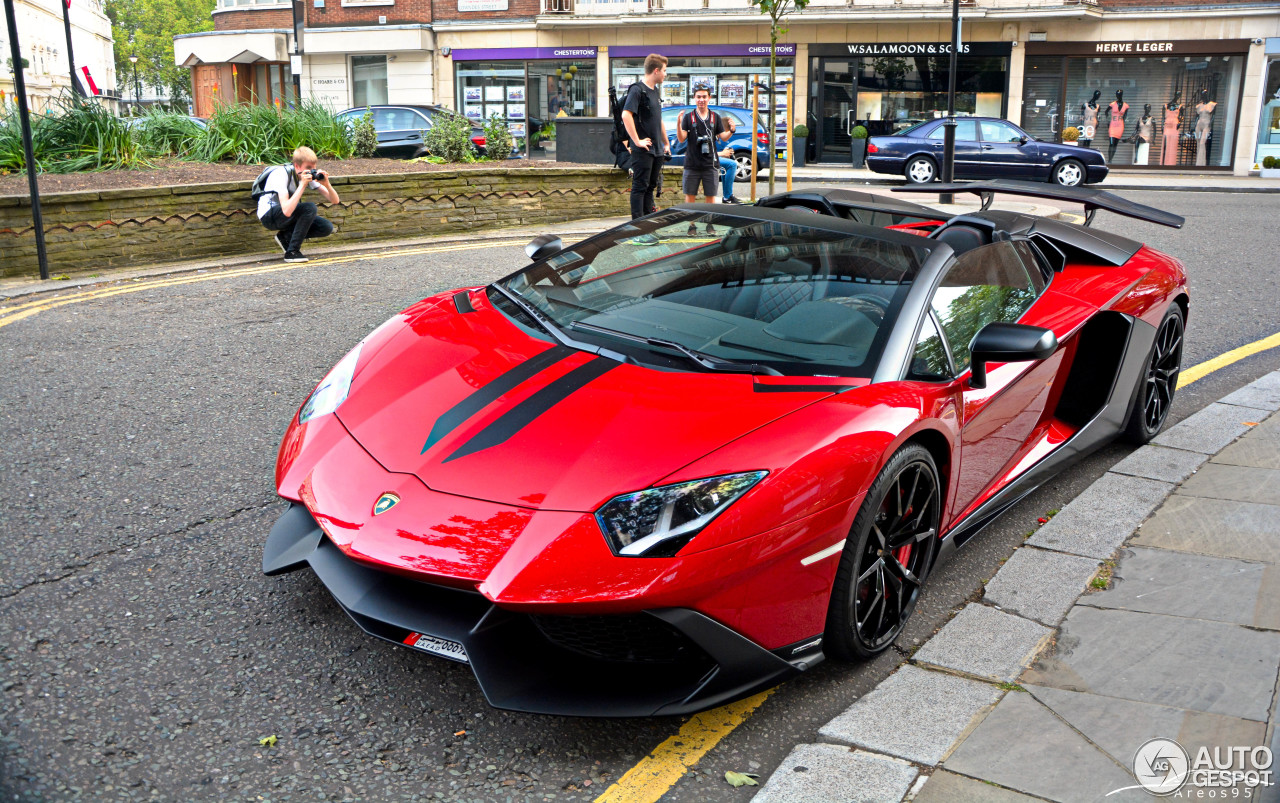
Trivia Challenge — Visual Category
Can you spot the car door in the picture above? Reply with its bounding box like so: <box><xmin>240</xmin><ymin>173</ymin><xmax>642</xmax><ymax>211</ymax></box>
<box><xmin>924</xmin><ymin>120</ymin><xmax>981</xmax><ymax>178</ymax></box>
<box><xmin>975</xmin><ymin>120</ymin><xmax>1035</xmax><ymax>179</ymax></box>
<box><xmin>372</xmin><ymin>108</ymin><xmax>428</xmax><ymax>158</ymax></box>
<box><xmin>925</xmin><ymin>239</ymin><xmax>1057</xmax><ymax>522</ymax></box>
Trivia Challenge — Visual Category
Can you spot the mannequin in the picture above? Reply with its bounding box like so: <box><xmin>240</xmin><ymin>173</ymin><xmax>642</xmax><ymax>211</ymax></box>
<box><xmin>1108</xmin><ymin>90</ymin><xmax>1129</xmax><ymax>162</ymax></box>
<box><xmin>1079</xmin><ymin>90</ymin><xmax>1101</xmax><ymax>149</ymax></box>
<box><xmin>1194</xmin><ymin>88</ymin><xmax>1217</xmax><ymax>167</ymax></box>
<box><xmin>1133</xmin><ymin>103</ymin><xmax>1153</xmax><ymax>166</ymax></box>
<box><xmin>1162</xmin><ymin>91</ymin><xmax>1182</xmax><ymax>166</ymax></box>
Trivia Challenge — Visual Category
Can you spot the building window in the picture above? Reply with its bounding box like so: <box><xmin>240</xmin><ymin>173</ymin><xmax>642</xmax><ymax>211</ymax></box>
<box><xmin>352</xmin><ymin>55</ymin><xmax>388</xmax><ymax>107</ymax></box>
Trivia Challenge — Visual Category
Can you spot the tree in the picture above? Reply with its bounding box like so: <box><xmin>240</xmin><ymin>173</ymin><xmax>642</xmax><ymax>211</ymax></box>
<box><xmin>105</xmin><ymin>0</ymin><xmax>215</xmax><ymax>110</ymax></box>
<box><xmin>749</xmin><ymin>0</ymin><xmax>808</xmax><ymax>196</ymax></box>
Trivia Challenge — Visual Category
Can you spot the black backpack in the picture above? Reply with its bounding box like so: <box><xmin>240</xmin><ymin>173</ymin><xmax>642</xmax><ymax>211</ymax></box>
<box><xmin>608</xmin><ymin>86</ymin><xmax>628</xmax><ymax>169</ymax></box>
<box><xmin>250</xmin><ymin>165</ymin><xmax>290</xmax><ymax>202</ymax></box>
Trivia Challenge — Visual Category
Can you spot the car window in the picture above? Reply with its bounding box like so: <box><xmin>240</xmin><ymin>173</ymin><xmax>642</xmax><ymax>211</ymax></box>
<box><xmin>909</xmin><ymin>314</ymin><xmax>952</xmax><ymax>381</ymax></box>
<box><xmin>979</xmin><ymin>120</ymin><xmax>1024</xmax><ymax>143</ymax></box>
<box><xmin>724</xmin><ymin>112</ymin><xmax>748</xmax><ymax>130</ymax></box>
<box><xmin>662</xmin><ymin>109</ymin><xmax>680</xmax><ymax>132</ymax></box>
<box><xmin>926</xmin><ymin>120</ymin><xmax>978</xmax><ymax>142</ymax></box>
<box><xmin>930</xmin><ymin>241</ymin><xmax>1047</xmax><ymax>372</ymax></box>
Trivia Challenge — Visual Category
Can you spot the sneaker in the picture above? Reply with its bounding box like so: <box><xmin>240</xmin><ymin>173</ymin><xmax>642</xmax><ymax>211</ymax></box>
<box><xmin>283</xmin><ymin>250</ymin><xmax>308</xmax><ymax>263</ymax></box>
<box><xmin>632</xmin><ymin>234</ymin><xmax>660</xmax><ymax>246</ymax></box>
<box><xmin>273</xmin><ymin>231</ymin><xmax>289</xmax><ymax>253</ymax></box>
<box><xmin>723</xmin><ymin>195</ymin><xmax>741</xmax><ymax>204</ymax></box>
<box><xmin>688</xmin><ymin>223</ymin><xmax>698</xmax><ymax>237</ymax></box>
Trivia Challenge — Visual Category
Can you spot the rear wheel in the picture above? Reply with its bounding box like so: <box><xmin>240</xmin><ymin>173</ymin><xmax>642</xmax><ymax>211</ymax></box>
<box><xmin>825</xmin><ymin>444</ymin><xmax>941</xmax><ymax>660</ymax></box>
<box><xmin>905</xmin><ymin>156</ymin><xmax>937</xmax><ymax>184</ymax></box>
<box><xmin>734</xmin><ymin>152</ymin><xmax>754</xmax><ymax>181</ymax></box>
<box><xmin>1051</xmin><ymin>159</ymin><xmax>1085</xmax><ymax>187</ymax></box>
<box><xmin>1122</xmin><ymin>305</ymin><xmax>1184</xmax><ymax>444</ymax></box>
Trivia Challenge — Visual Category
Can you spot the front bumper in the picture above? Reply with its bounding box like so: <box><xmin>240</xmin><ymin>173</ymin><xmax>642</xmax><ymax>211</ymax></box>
<box><xmin>264</xmin><ymin>503</ymin><xmax>811</xmax><ymax>717</ymax></box>
<box><xmin>1086</xmin><ymin>163</ymin><xmax>1110</xmax><ymax>184</ymax></box>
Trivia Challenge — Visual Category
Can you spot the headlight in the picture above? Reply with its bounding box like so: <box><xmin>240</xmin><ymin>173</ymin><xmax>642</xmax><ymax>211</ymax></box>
<box><xmin>298</xmin><ymin>343</ymin><xmax>362</xmax><ymax>424</ymax></box>
<box><xmin>595</xmin><ymin>471</ymin><xmax>767</xmax><ymax>558</ymax></box>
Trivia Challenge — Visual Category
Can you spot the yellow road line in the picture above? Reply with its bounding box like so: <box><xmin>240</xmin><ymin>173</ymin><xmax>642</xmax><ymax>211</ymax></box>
<box><xmin>1177</xmin><ymin>331</ymin><xmax>1280</xmax><ymax>389</ymax></box>
<box><xmin>0</xmin><ymin>240</ymin><xmax>527</xmax><ymax>330</ymax></box>
<box><xmin>593</xmin><ymin>690</ymin><xmax>773</xmax><ymax>803</ymax></box>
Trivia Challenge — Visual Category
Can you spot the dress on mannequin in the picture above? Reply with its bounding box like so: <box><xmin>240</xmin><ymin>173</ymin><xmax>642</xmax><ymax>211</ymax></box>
<box><xmin>1162</xmin><ymin>105</ymin><xmax>1181</xmax><ymax>165</ymax></box>
<box><xmin>1134</xmin><ymin>115</ymin><xmax>1153</xmax><ymax>165</ymax></box>
<box><xmin>1080</xmin><ymin>103</ymin><xmax>1099</xmax><ymax>148</ymax></box>
<box><xmin>1194</xmin><ymin>100</ymin><xmax>1217</xmax><ymax>167</ymax></box>
<box><xmin>1107</xmin><ymin>100</ymin><xmax>1129</xmax><ymax>161</ymax></box>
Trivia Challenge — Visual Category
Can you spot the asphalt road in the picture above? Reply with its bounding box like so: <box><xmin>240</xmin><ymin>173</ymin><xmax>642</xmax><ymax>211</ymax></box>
<box><xmin>2</xmin><ymin>190</ymin><xmax>1279</xmax><ymax>801</ymax></box>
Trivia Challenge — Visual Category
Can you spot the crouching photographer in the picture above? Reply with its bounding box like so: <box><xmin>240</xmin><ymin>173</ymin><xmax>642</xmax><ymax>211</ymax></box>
<box><xmin>254</xmin><ymin>146</ymin><xmax>341</xmax><ymax>264</ymax></box>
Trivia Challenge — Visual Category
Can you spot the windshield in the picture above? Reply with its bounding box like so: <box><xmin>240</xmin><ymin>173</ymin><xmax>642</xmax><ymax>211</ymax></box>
<box><xmin>492</xmin><ymin>211</ymin><xmax>930</xmax><ymax>378</ymax></box>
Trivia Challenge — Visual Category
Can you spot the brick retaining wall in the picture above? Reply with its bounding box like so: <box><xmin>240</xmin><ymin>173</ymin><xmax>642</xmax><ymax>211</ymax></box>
<box><xmin>0</xmin><ymin>167</ymin><xmax>638</xmax><ymax>278</ymax></box>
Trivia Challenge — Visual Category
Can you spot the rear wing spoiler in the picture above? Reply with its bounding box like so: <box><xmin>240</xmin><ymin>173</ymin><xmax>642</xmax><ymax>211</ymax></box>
<box><xmin>894</xmin><ymin>180</ymin><xmax>1185</xmax><ymax>229</ymax></box>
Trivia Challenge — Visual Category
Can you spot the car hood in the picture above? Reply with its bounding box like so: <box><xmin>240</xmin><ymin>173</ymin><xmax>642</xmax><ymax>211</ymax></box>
<box><xmin>336</xmin><ymin>291</ymin><xmax>848</xmax><ymax>512</ymax></box>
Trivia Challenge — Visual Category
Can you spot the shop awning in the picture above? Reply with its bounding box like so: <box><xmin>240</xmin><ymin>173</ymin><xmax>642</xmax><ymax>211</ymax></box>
<box><xmin>174</xmin><ymin>31</ymin><xmax>289</xmax><ymax>67</ymax></box>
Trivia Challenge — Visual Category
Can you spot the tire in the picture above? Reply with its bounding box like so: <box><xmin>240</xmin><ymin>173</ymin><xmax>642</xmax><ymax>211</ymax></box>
<box><xmin>1122</xmin><ymin>305</ymin><xmax>1184</xmax><ymax>444</ymax></box>
<box><xmin>734</xmin><ymin>152</ymin><xmax>754</xmax><ymax>181</ymax></box>
<box><xmin>1051</xmin><ymin>158</ymin><xmax>1085</xmax><ymax>187</ymax></box>
<box><xmin>904</xmin><ymin>156</ymin><xmax>937</xmax><ymax>185</ymax></box>
<box><xmin>825</xmin><ymin>444</ymin><xmax>941</xmax><ymax>660</ymax></box>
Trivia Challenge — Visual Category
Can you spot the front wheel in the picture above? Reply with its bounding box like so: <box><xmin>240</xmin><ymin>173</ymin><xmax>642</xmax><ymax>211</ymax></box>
<box><xmin>1051</xmin><ymin>158</ymin><xmax>1085</xmax><ymax>187</ymax></box>
<box><xmin>1122</xmin><ymin>305</ymin><xmax>1184</xmax><ymax>444</ymax></box>
<box><xmin>905</xmin><ymin>156</ymin><xmax>937</xmax><ymax>184</ymax></box>
<box><xmin>825</xmin><ymin>444</ymin><xmax>941</xmax><ymax>660</ymax></box>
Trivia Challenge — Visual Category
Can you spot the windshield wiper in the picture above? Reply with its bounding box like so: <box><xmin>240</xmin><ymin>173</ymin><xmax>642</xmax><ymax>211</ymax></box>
<box><xmin>488</xmin><ymin>284</ymin><xmax>632</xmax><ymax>365</ymax></box>
<box><xmin>569</xmin><ymin>321</ymin><xmax>782</xmax><ymax>376</ymax></box>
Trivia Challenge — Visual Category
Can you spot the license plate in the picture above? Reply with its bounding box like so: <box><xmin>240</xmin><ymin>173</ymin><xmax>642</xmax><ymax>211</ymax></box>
<box><xmin>402</xmin><ymin>632</ymin><xmax>469</xmax><ymax>664</ymax></box>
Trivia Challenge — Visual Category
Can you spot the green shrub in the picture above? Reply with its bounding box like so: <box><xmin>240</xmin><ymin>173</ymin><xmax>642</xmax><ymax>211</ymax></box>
<box><xmin>423</xmin><ymin>111</ymin><xmax>475</xmax><ymax>162</ymax></box>
<box><xmin>192</xmin><ymin>100</ymin><xmax>353</xmax><ymax>164</ymax></box>
<box><xmin>850</xmin><ymin>125</ymin><xmax>868</xmax><ymax>139</ymax></box>
<box><xmin>1264</xmin><ymin>156</ymin><xmax>1277</xmax><ymax>170</ymax></box>
<box><xmin>792</xmin><ymin>124</ymin><xmax>809</xmax><ymax>138</ymax></box>
<box><xmin>134</xmin><ymin>108</ymin><xmax>202</xmax><ymax>157</ymax></box>
<box><xmin>39</xmin><ymin>97</ymin><xmax>144</xmax><ymax>172</ymax></box>
<box><xmin>1063</xmin><ymin>126</ymin><xmax>1080</xmax><ymax>142</ymax></box>
<box><xmin>483</xmin><ymin>114</ymin><xmax>513</xmax><ymax>161</ymax></box>
<box><xmin>352</xmin><ymin>109</ymin><xmax>378</xmax><ymax>158</ymax></box>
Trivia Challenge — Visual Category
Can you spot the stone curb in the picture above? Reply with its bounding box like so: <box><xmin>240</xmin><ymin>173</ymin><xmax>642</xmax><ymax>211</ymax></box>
<box><xmin>752</xmin><ymin>367</ymin><xmax>1280</xmax><ymax>803</ymax></box>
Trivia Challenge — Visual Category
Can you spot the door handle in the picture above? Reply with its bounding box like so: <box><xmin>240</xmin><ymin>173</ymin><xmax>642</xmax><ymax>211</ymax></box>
<box><xmin>981</xmin><ymin>145</ymin><xmax>994</xmax><ymax>150</ymax></box>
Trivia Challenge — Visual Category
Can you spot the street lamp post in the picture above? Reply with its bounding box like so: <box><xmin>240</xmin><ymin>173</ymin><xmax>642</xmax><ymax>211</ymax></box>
<box><xmin>128</xmin><ymin>54</ymin><xmax>140</xmax><ymax>108</ymax></box>
<box><xmin>940</xmin><ymin>0</ymin><xmax>959</xmax><ymax>204</ymax></box>
<box><xmin>3</xmin><ymin>0</ymin><xmax>50</xmax><ymax>280</ymax></box>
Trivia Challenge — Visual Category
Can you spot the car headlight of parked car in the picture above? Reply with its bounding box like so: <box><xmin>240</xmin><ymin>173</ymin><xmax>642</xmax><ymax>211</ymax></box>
<box><xmin>298</xmin><ymin>343</ymin><xmax>363</xmax><ymax>424</ymax></box>
<box><xmin>596</xmin><ymin>471</ymin><xmax>767</xmax><ymax>557</ymax></box>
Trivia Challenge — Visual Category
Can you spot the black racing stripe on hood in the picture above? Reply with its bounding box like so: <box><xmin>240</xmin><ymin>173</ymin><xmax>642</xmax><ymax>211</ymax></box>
<box><xmin>442</xmin><ymin>357</ymin><xmax>617</xmax><ymax>463</ymax></box>
<box><xmin>753</xmin><ymin>384</ymin><xmax>857</xmax><ymax>393</ymax></box>
<box><xmin>421</xmin><ymin>346</ymin><xmax>574</xmax><ymax>454</ymax></box>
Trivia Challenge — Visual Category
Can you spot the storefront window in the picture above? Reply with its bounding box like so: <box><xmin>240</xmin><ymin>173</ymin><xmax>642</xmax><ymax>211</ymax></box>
<box><xmin>852</xmin><ymin>55</ymin><xmax>1007</xmax><ymax>135</ymax></box>
<box><xmin>611</xmin><ymin>57</ymin><xmax>794</xmax><ymax>115</ymax></box>
<box><xmin>456</xmin><ymin>59</ymin><xmax>596</xmax><ymax>149</ymax></box>
<box><xmin>352</xmin><ymin>55</ymin><xmax>388</xmax><ymax>107</ymax></box>
<box><xmin>1023</xmin><ymin>48</ymin><xmax>1245</xmax><ymax>168</ymax></box>
<box><xmin>1257</xmin><ymin>59</ymin><xmax>1280</xmax><ymax>147</ymax></box>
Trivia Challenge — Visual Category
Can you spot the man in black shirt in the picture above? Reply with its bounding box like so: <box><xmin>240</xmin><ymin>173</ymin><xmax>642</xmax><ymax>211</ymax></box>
<box><xmin>676</xmin><ymin>85</ymin><xmax>733</xmax><ymax>204</ymax></box>
<box><xmin>622</xmin><ymin>53</ymin><xmax>671</xmax><ymax>219</ymax></box>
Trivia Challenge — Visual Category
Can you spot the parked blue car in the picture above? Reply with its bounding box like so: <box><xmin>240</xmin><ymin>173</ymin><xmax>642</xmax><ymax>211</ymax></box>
<box><xmin>660</xmin><ymin>105</ymin><xmax>772</xmax><ymax>181</ymax></box>
<box><xmin>866</xmin><ymin>117</ymin><xmax>1108</xmax><ymax>187</ymax></box>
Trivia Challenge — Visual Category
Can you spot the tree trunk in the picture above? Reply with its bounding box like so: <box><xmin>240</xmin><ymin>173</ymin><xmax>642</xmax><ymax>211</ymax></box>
<box><xmin>767</xmin><ymin>24</ymin><xmax>777</xmax><ymax>197</ymax></box>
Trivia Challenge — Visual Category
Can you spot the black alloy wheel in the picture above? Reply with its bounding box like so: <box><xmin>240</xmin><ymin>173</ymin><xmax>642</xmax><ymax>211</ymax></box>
<box><xmin>825</xmin><ymin>444</ymin><xmax>941</xmax><ymax>660</ymax></box>
<box><xmin>1123</xmin><ymin>305</ymin><xmax>1184</xmax><ymax>443</ymax></box>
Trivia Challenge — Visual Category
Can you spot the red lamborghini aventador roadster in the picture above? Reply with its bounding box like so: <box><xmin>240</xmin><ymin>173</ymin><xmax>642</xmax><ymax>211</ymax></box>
<box><xmin>265</xmin><ymin>181</ymin><xmax>1187</xmax><ymax>716</ymax></box>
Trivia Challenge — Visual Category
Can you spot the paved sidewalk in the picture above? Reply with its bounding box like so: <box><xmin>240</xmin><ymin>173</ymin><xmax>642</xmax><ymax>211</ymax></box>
<box><xmin>780</xmin><ymin>165</ymin><xmax>1280</xmax><ymax>193</ymax></box>
<box><xmin>753</xmin><ymin>369</ymin><xmax>1280</xmax><ymax>803</ymax></box>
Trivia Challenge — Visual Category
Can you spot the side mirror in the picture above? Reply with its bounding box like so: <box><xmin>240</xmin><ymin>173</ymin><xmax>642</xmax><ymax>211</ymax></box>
<box><xmin>525</xmin><ymin>234</ymin><xmax>563</xmax><ymax>262</ymax></box>
<box><xmin>1019</xmin><ymin>135</ymin><xmax>1030</xmax><ymax>145</ymax></box>
<box><xmin>968</xmin><ymin>322</ymin><xmax>1057</xmax><ymax>389</ymax></box>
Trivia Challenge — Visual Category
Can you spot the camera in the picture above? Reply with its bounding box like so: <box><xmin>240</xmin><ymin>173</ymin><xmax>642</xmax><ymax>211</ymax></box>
<box><xmin>698</xmin><ymin>136</ymin><xmax>712</xmax><ymax>156</ymax></box>
<box><xmin>310</xmin><ymin>169</ymin><xmax>326</xmax><ymax>182</ymax></box>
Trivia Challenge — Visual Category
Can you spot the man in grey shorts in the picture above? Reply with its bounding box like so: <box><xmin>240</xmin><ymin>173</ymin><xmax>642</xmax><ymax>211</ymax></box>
<box><xmin>675</xmin><ymin>86</ymin><xmax>732</xmax><ymax>206</ymax></box>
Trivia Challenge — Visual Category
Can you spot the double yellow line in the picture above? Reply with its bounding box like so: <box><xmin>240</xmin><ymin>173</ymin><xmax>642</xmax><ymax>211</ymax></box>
<box><xmin>0</xmin><ymin>239</ymin><xmax>529</xmax><ymax>331</ymax></box>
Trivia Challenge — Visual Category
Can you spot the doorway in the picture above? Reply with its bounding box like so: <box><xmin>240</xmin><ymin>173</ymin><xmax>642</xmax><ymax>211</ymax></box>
<box><xmin>816</xmin><ymin>59</ymin><xmax>855</xmax><ymax>164</ymax></box>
